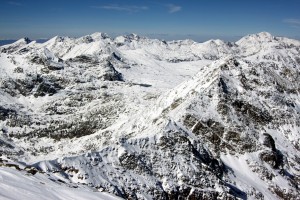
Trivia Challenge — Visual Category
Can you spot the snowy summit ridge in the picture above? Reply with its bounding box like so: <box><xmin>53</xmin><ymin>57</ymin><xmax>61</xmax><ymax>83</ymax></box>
<box><xmin>0</xmin><ymin>32</ymin><xmax>300</xmax><ymax>199</ymax></box>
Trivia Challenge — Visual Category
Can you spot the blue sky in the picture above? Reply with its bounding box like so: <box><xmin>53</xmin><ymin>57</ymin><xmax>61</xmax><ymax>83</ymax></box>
<box><xmin>0</xmin><ymin>0</ymin><xmax>300</xmax><ymax>41</ymax></box>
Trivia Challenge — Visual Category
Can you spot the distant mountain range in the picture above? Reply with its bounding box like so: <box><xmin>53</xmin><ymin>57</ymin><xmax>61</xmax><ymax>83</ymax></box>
<box><xmin>0</xmin><ymin>32</ymin><xmax>299</xmax><ymax>199</ymax></box>
<box><xmin>0</xmin><ymin>39</ymin><xmax>49</xmax><ymax>46</ymax></box>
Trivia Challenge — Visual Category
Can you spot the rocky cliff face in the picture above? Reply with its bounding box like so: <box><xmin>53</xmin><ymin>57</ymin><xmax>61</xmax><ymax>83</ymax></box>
<box><xmin>0</xmin><ymin>32</ymin><xmax>299</xmax><ymax>199</ymax></box>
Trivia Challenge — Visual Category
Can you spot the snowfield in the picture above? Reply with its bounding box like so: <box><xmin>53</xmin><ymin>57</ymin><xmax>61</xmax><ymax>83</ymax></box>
<box><xmin>0</xmin><ymin>167</ymin><xmax>121</xmax><ymax>200</ymax></box>
<box><xmin>0</xmin><ymin>32</ymin><xmax>300</xmax><ymax>199</ymax></box>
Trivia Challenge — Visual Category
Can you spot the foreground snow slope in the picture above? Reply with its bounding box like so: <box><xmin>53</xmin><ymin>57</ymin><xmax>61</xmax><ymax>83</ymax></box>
<box><xmin>0</xmin><ymin>166</ymin><xmax>121</xmax><ymax>200</ymax></box>
<box><xmin>0</xmin><ymin>32</ymin><xmax>300</xmax><ymax>199</ymax></box>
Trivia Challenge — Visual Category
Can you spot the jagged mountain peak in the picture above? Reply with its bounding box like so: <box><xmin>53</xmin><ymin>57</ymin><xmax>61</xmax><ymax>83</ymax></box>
<box><xmin>4</xmin><ymin>37</ymin><xmax>32</xmax><ymax>46</ymax></box>
<box><xmin>2</xmin><ymin>37</ymin><xmax>32</xmax><ymax>47</ymax></box>
<box><xmin>121</xmin><ymin>50</ymin><xmax>300</xmax><ymax>198</ymax></box>
<box><xmin>51</xmin><ymin>35</ymin><xmax>71</xmax><ymax>42</ymax></box>
<box><xmin>236</xmin><ymin>32</ymin><xmax>275</xmax><ymax>46</ymax></box>
<box><xmin>242</xmin><ymin>31</ymin><xmax>274</xmax><ymax>41</ymax></box>
<box><xmin>89</xmin><ymin>32</ymin><xmax>110</xmax><ymax>40</ymax></box>
<box><xmin>76</xmin><ymin>32</ymin><xmax>111</xmax><ymax>44</ymax></box>
<box><xmin>253</xmin><ymin>31</ymin><xmax>273</xmax><ymax>39</ymax></box>
<box><xmin>42</xmin><ymin>35</ymin><xmax>73</xmax><ymax>47</ymax></box>
<box><xmin>18</xmin><ymin>37</ymin><xmax>32</xmax><ymax>44</ymax></box>
<box><xmin>123</xmin><ymin>33</ymin><xmax>143</xmax><ymax>41</ymax></box>
<box><xmin>169</xmin><ymin>38</ymin><xmax>196</xmax><ymax>46</ymax></box>
<box><xmin>114</xmin><ymin>33</ymin><xmax>147</xmax><ymax>44</ymax></box>
<box><xmin>203</xmin><ymin>38</ymin><xmax>226</xmax><ymax>45</ymax></box>
<box><xmin>0</xmin><ymin>37</ymin><xmax>34</xmax><ymax>53</ymax></box>
<box><xmin>158</xmin><ymin>56</ymin><xmax>240</xmax><ymax>102</ymax></box>
<box><xmin>113</xmin><ymin>33</ymin><xmax>149</xmax><ymax>48</ymax></box>
<box><xmin>156</xmin><ymin>53</ymin><xmax>298</xmax><ymax>128</ymax></box>
<box><xmin>201</xmin><ymin>39</ymin><xmax>232</xmax><ymax>54</ymax></box>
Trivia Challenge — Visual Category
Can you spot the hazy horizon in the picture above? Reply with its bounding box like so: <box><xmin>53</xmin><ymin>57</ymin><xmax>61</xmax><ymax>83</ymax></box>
<box><xmin>1</xmin><ymin>32</ymin><xmax>300</xmax><ymax>46</ymax></box>
<box><xmin>0</xmin><ymin>32</ymin><xmax>245</xmax><ymax>42</ymax></box>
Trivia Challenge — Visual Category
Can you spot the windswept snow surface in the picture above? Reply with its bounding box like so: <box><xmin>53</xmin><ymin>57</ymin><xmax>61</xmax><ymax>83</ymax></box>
<box><xmin>0</xmin><ymin>32</ymin><xmax>300</xmax><ymax>199</ymax></box>
<box><xmin>0</xmin><ymin>167</ymin><xmax>121</xmax><ymax>200</ymax></box>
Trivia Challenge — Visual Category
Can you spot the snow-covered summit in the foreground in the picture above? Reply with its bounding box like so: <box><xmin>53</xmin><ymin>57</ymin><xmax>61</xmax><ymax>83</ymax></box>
<box><xmin>0</xmin><ymin>32</ymin><xmax>300</xmax><ymax>199</ymax></box>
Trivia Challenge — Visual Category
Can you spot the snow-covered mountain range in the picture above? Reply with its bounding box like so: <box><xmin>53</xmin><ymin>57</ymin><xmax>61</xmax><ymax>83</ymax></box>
<box><xmin>0</xmin><ymin>32</ymin><xmax>299</xmax><ymax>199</ymax></box>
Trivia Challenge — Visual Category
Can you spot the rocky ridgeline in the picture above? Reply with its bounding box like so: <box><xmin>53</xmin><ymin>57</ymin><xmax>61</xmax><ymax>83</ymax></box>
<box><xmin>0</xmin><ymin>32</ymin><xmax>300</xmax><ymax>199</ymax></box>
